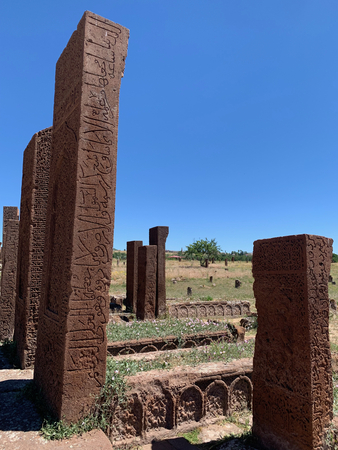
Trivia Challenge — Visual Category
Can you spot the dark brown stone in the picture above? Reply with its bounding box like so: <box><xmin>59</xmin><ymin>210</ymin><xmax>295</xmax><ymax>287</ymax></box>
<box><xmin>224</xmin><ymin>259</ymin><xmax>228</xmax><ymax>266</ymax></box>
<box><xmin>2</xmin><ymin>207</ymin><xmax>19</xmax><ymax>244</ymax></box>
<box><xmin>126</xmin><ymin>240</ymin><xmax>143</xmax><ymax>313</ymax></box>
<box><xmin>14</xmin><ymin>127</ymin><xmax>52</xmax><ymax>369</ymax></box>
<box><xmin>187</xmin><ymin>287</ymin><xmax>192</xmax><ymax>296</ymax></box>
<box><xmin>149</xmin><ymin>226</ymin><xmax>169</xmax><ymax>317</ymax></box>
<box><xmin>0</xmin><ymin>218</ymin><xmax>19</xmax><ymax>340</ymax></box>
<box><xmin>137</xmin><ymin>245</ymin><xmax>157</xmax><ymax>320</ymax></box>
<box><xmin>209</xmin><ymin>276</ymin><xmax>213</xmax><ymax>283</ymax></box>
<box><xmin>34</xmin><ymin>12</ymin><xmax>129</xmax><ymax>422</ymax></box>
<box><xmin>205</xmin><ymin>259</ymin><xmax>209</xmax><ymax>268</ymax></box>
<box><xmin>235</xmin><ymin>279</ymin><xmax>241</xmax><ymax>288</ymax></box>
<box><xmin>252</xmin><ymin>234</ymin><xmax>333</xmax><ymax>450</ymax></box>
<box><xmin>231</xmin><ymin>256</ymin><xmax>235</xmax><ymax>262</ymax></box>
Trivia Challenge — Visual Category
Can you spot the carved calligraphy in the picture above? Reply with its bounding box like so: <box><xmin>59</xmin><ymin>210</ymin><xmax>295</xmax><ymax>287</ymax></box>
<box><xmin>252</xmin><ymin>234</ymin><xmax>333</xmax><ymax>450</ymax></box>
<box><xmin>34</xmin><ymin>11</ymin><xmax>129</xmax><ymax>422</ymax></box>
<box><xmin>14</xmin><ymin>127</ymin><xmax>52</xmax><ymax>369</ymax></box>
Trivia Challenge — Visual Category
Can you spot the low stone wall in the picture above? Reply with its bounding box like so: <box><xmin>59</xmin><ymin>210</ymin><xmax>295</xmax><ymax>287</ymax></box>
<box><xmin>108</xmin><ymin>358</ymin><xmax>253</xmax><ymax>445</ymax></box>
<box><xmin>168</xmin><ymin>300</ymin><xmax>251</xmax><ymax>319</ymax></box>
<box><xmin>107</xmin><ymin>329</ymin><xmax>234</xmax><ymax>356</ymax></box>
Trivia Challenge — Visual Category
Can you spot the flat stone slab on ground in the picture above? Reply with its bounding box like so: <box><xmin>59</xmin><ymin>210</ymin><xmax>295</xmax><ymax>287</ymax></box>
<box><xmin>0</xmin><ymin>429</ymin><xmax>113</xmax><ymax>450</ymax></box>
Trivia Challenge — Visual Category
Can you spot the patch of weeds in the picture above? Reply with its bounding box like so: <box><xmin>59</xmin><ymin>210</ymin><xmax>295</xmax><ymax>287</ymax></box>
<box><xmin>331</xmin><ymin>342</ymin><xmax>338</xmax><ymax>353</ymax></box>
<box><xmin>200</xmin><ymin>296</ymin><xmax>213</xmax><ymax>302</ymax></box>
<box><xmin>106</xmin><ymin>317</ymin><xmax>231</xmax><ymax>342</ymax></box>
<box><xmin>181</xmin><ymin>427</ymin><xmax>201</xmax><ymax>445</ymax></box>
<box><xmin>324</xmin><ymin>422</ymin><xmax>338</xmax><ymax>449</ymax></box>
<box><xmin>19</xmin><ymin>381</ymin><xmax>99</xmax><ymax>440</ymax></box>
<box><xmin>1</xmin><ymin>339</ymin><xmax>20</xmax><ymax>367</ymax></box>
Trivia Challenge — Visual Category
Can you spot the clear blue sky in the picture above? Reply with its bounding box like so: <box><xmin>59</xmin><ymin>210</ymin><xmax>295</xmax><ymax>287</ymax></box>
<box><xmin>0</xmin><ymin>0</ymin><xmax>337</xmax><ymax>253</ymax></box>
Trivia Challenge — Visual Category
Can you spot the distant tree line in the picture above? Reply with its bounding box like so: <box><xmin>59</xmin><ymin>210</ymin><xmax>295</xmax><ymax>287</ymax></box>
<box><xmin>333</xmin><ymin>253</ymin><xmax>338</xmax><ymax>263</ymax></box>
<box><xmin>181</xmin><ymin>239</ymin><xmax>252</xmax><ymax>265</ymax></box>
<box><xmin>112</xmin><ymin>251</ymin><xmax>126</xmax><ymax>260</ymax></box>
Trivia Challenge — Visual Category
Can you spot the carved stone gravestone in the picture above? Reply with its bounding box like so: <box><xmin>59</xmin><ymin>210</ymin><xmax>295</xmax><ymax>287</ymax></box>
<box><xmin>126</xmin><ymin>240</ymin><xmax>143</xmax><ymax>313</ymax></box>
<box><xmin>0</xmin><ymin>217</ymin><xmax>19</xmax><ymax>340</ymax></box>
<box><xmin>149</xmin><ymin>226</ymin><xmax>169</xmax><ymax>317</ymax></box>
<box><xmin>14</xmin><ymin>127</ymin><xmax>52</xmax><ymax>369</ymax></box>
<box><xmin>34</xmin><ymin>11</ymin><xmax>129</xmax><ymax>422</ymax></box>
<box><xmin>137</xmin><ymin>245</ymin><xmax>157</xmax><ymax>320</ymax></box>
<box><xmin>252</xmin><ymin>234</ymin><xmax>333</xmax><ymax>450</ymax></box>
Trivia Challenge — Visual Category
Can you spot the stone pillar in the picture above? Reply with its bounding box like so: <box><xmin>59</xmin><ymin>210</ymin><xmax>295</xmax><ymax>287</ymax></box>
<box><xmin>2</xmin><ymin>207</ymin><xmax>19</xmax><ymax>244</ymax></box>
<box><xmin>136</xmin><ymin>245</ymin><xmax>157</xmax><ymax>320</ymax></box>
<box><xmin>252</xmin><ymin>234</ymin><xmax>333</xmax><ymax>450</ymax></box>
<box><xmin>34</xmin><ymin>12</ymin><xmax>129</xmax><ymax>422</ymax></box>
<box><xmin>14</xmin><ymin>127</ymin><xmax>52</xmax><ymax>369</ymax></box>
<box><xmin>126</xmin><ymin>240</ymin><xmax>143</xmax><ymax>313</ymax></box>
<box><xmin>149</xmin><ymin>226</ymin><xmax>169</xmax><ymax>317</ymax></box>
<box><xmin>0</xmin><ymin>218</ymin><xmax>19</xmax><ymax>340</ymax></box>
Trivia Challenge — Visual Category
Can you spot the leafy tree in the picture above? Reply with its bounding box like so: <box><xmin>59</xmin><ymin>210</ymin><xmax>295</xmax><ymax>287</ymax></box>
<box><xmin>185</xmin><ymin>238</ymin><xmax>222</xmax><ymax>265</ymax></box>
<box><xmin>333</xmin><ymin>253</ymin><xmax>338</xmax><ymax>263</ymax></box>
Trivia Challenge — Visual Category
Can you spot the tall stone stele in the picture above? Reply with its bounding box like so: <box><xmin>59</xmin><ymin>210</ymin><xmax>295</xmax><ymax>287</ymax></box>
<box><xmin>252</xmin><ymin>234</ymin><xmax>333</xmax><ymax>450</ymax></box>
<box><xmin>149</xmin><ymin>226</ymin><xmax>169</xmax><ymax>317</ymax></box>
<box><xmin>14</xmin><ymin>127</ymin><xmax>52</xmax><ymax>369</ymax></box>
<box><xmin>34</xmin><ymin>12</ymin><xmax>129</xmax><ymax>422</ymax></box>
<box><xmin>126</xmin><ymin>240</ymin><xmax>143</xmax><ymax>313</ymax></box>
<box><xmin>136</xmin><ymin>245</ymin><xmax>157</xmax><ymax>320</ymax></box>
<box><xmin>0</xmin><ymin>212</ymin><xmax>20</xmax><ymax>340</ymax></box>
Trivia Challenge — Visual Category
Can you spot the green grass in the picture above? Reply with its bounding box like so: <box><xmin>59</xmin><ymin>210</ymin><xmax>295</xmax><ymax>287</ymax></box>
<box><xmin>329</xmin><ymin>262</ymin><xmax>338</xmax><ymax>303</ymax></box>
<box><xmin>181</xmin><ymin>428</ymin><xmax>201</xmax><ymax>445</ymax></box>
<box><xmin>106</xmin><ymin>317</ymin><xmax>231</xmax><ymax>342</ymax></box>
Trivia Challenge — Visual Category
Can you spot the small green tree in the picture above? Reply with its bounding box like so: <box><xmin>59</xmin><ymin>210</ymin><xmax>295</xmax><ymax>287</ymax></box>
<box><xmin>185</xmin><ymin>238</ymin><xmax>222</xmax><ymax>265</ymax></box>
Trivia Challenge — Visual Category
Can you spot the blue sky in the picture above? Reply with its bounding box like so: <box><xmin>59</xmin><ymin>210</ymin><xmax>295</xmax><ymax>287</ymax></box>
<box><xmin>0</xmin><ymin>0</ymin><xmax>337</xmax><ymax>253</ymax></box>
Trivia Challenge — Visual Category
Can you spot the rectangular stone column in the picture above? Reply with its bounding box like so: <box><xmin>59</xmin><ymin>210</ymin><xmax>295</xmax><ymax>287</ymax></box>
<box><xmin>126</xmin><ymin>240</ymin><xmax>143</xmax><ymax>313</ymax></box>
<box><xmin>0</xmin><ymin>218</ymin><xmax>19</xmax><ymax>340</ymax></box>
<box><xmin>252</xmin><ymin>234</ymin><xmax>333</xmax><ymax>450</ymax></box>
<box><xmin>34</xmin><ymin>12</ymin><xmax>129</xmax><ymax>422</ymax></box>
<box><xmin>2</xmin><ymin>207</ymin><xmax>19</xmax><ymax>243</ymax></box>
<box><xmin>149</xmin><ymin>226</ymin><xmax>169</xmax><ymax>317</ymax></box>
<box><xmin>137</xmin><ymin>245</ymin><xmax>157</xmax><ymax>320</ymax></box>
<box><xmin>14</xmin><ymin>127</ymin><xmax>52</xmax><ymax>368</ymax></box>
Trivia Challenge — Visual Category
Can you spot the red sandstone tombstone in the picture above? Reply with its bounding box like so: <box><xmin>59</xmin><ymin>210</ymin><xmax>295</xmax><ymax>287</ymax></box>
<box><xmin>225</xmin><ymin>259</ymin><xmax>228</xmax><ymax>266</ymax></box>
<box><xmin>205</xmin><ymin>258</ymin><xmax>209</xmax><ymax>268</ymax></box>
<box><xmin>126</xmin><ymin>240</ymin><xmax>143</xmax><ymax>313</ymax></box>
<box><xmin>252</xmin><ymin>234</ymin><xmax>333</xmax><ymax>450</ymax></box>
<box><xmin>14</xmin><ymin>128</ymin><xmax>52</xmax><ymax>369</ymax></box>
<box><xmin>231</xmin><ymin>256</ymin><xmax>235</xmax><ymax>262</ymax></box>
<box><xmin>0</xmin><ymin>218</ymin><xmax>19</xmax><ymax>340</ymax></box>
<box><xmin>2</xmin><ymin>207</ymin><xmax>19</xmax><ymax>243</ymax></box>
<box><xmin>149</xmin><ymin>226</ymin><xmax>169</xmax><ymax>317</ymax></box>
<box><xmin>136</xmin><ymin>245</ymin><xmax>157</xmax><ymax>320</ymax></box>
<box><xmin>34</xmin><ymin>12</ymin><xmax>129</xmax><ymax>422</ymax></box>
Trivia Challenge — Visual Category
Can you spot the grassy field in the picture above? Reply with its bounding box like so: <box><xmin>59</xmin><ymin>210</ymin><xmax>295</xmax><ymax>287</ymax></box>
<box><xmin>110</xmin><ymin>259</ymin><xmax>338</xmax><ymax>313</ymax></box>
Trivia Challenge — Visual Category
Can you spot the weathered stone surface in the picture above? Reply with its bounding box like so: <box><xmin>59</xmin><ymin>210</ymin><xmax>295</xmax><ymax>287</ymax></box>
<box><xmin>149</xmin><ymin>226</ymin><xmax>169</xmax><ymax>317</ymax></box>
<box><xmin>2</xmin><ymin>207</ymin><xmax>19</xmax><ymax>244</ymax></box>
<box><xmin>0</xmin><ymin>218</ymin><xmax>19</xmax><ymax>340</ymax></box>
<box><xmin>168</xmin><ymin>301</ymin><xmax>250</xmax><ymax>319</ymax></box>
<box><xmin>34</xmin><ymin>11</ymin><xmax>129</xmax><ymax>422</ymax></box>
<box><xmin>108</xmin><ymin>358</ymin><xmax>253</xmax><ymax>445</ymax></box>
<box><xmin>252</xmin><ymin>234</ymin><xmax>333</xmax><ymax>450</ymax></box>
<box><xmin>137</xmin><ymin>245</ymin><xmax>157</xmax><ymax>320</ymax></box>
<box><xmin>126</xmin><ymin>240</ymin><xmax>143</xmax><ymax>313</ymax></box>
<box><xmin>14</xmin><ymin>128</ymin><xmax>52</xmax><ymax>369</ymax></box>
